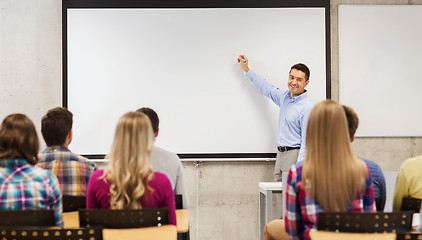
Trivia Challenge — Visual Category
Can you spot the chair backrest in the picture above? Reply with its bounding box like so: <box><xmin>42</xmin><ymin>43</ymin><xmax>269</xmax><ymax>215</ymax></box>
<box><xmin>397</xmin><ymin>233</ymin><xmax>422</xmax><ymax>240</ymax></box>
<box><xmin>374</xmin><ymin>198</ymin><xmax>382</xmax><ymax>212</ymax></box>
<box><xmin>0</xmin><ymin>210</ymin><xmax>55</xmax><ymax>227</ymax></box>
<box><xmin>79</xmin><ymin>208</ymin><xmax>169</xmax><ymax>228</ymax></box>
<box><xmin>63</xmin><ymin>195</ymin><xmax>86</xmax><ymax>212</ymax></box>
<box><xmin>317</xmin><ymin>212</ymin><xmax>412</xmax><ymax>233</ymax></box>
<box><xmin>175</xmin><ymin>195</ymin><xmax>183</xmax><ymax>210</ymax></box>
<box><xmin>400</xmin><ymin>197</ymin><xmax>422</xmax><ymax>212</ymax></box>
<box><xmin>0</xmin><ymin>227</ymin><xmax>103</xmax><ymax>240</ymax></box>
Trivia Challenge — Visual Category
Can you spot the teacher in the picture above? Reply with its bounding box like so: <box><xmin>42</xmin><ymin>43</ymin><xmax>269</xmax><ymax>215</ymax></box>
<box><xmin>237</xmin><ymin>55</ymin><xmax>314</xmax><ymax>215</ymax></box>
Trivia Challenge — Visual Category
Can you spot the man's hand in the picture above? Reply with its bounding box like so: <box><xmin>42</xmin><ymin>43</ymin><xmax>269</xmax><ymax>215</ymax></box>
<box><xmin>237</xmin><ymin>55</ymin><xmax>250</xmax><ymax>73</ymax></box>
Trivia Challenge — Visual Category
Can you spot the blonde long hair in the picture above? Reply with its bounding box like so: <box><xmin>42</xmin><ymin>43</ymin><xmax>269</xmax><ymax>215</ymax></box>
<box><xmin>302</xmin><ymin>100</ymin><xmax>367</xmax><ymax>211</ymax></box>
<box><xmin>104</xmin><ymin>112</ymin><xmax>155</xmax><ymax>209</ymax></box>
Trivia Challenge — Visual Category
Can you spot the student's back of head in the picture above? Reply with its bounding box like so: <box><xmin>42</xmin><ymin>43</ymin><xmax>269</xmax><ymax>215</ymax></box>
<box><xmin>303</xmin><ymin>100</ymin><xmax>367</xmax><ymax>211</ymax></box>
<box><xmin>106</xmin><ymin>111</ymin><xmax>155</xmax><ymax>209</ymax></box>
<box><xmin>0</xmin><ymin>113</ymin><xmax>39</xmax><ymax>164</ymax></box>
<box><xmin>0</xmin><ymin>113</ymin><xmax>63</xmax><ymax>226</ymax></box>
<box><xmin>41</xmin><ymin>107</ymin><xmax>73</xmax><ymax>146</ymax></box>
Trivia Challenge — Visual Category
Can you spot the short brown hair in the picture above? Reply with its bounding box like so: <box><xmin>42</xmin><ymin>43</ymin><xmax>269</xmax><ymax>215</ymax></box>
<box><xmin>41</xmin><ymin>107</ymin><xmax>73</xmax><ymax>146</ymax></box>
<box><xmin>0</xmin><ymin>114</ymin><xmax>40</xmax><ymax>165</ymax></box>
<box><xmin>291</xmin><ymin>63</ymin><xmax>310</xmax><ymax>81</ymax></box>
<box><xmin>136</xmin><ymin>107</ymin><xmax>159</xmax><ymax>134</ymax></box>
<box><xmin>342</xmin><ymin>105</ymin><xmax>359</xmax><ymax>140</ymax></box>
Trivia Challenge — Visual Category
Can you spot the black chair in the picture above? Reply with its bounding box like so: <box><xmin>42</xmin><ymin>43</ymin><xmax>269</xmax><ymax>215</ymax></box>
<box><xmin>317</xmin><ymin>212</ymin><xmax>413</xmax><ymax>233</ymax></box>
<box><xmin>175</xmin><ymin>195</ymin><xmax>190</xmax><ymax>240</ymax></box>
<box><xmin>375</xmin><ymin>198</ymin><xmax>382</xmax><ymax>212</ymax></box>
<box><xmin>0</xmin><ymin>227</ymin><xmax>103</xmax><ymax>240</ymax></box>
<box><xmin>397</xmin><ymin>233</ymin><xmax>422</xmax><ymax>240</ymax></box>
<box><xmin>0</xmin><ymin>210</ymin><xmax>55</xmax><ymax>227</ymax></box>
<box><xmin>78</xmin><ymin>208</ymin><xmax>169</xmax><ymax>228</ymax></box>
<box><xmin>175</xmin><ymin>194</ymin><xmax>183</xmax><ymax>210</ymax></box>
<box><xmin>400</xmin><ymin>197</ymin><xmax>422</xmax><ymax>212</ymax></box>
<box><xmin>63</xmin><ymin>195</ymin><xmax>86</xmax><ymax>212</ymax></box>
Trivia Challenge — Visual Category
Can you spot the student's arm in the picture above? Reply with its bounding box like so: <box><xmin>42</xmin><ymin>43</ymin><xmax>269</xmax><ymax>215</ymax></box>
<box><xmin>376</xmin><ymin>166</ymin><xmax>387</xmax><ymax>211</ymax></box>
<box><xmin>47</xmin><ymin>172</ymin><xmax>63</xmax><ymax>227</ymax></box>
<box><xmin>160</xmin><ymin>174</ymin><xmax>177</xmax><ymax>225</ymax></box>
<box><xmin>393</xmin><ymin>169</ymin><xmax>409</xmax><ymax>211</ymax></box>
<box><xmin>174</xmin><ymin>160</ymin><xmax>190</xmax><ymax>209</ymax></box>
<box><xmin>284</xmin><ymin>166</ymin><xmax>304</xmax><ymax>240</ymax></box>
<box><xmin>238</xmin><ymin>55</ymin><xmax>283</xmax><ymax>106</ymax></box>
<box><xmin>363</xmin><ymin>173</ymin><xmax>376</xmax><ymax>212</ymax></box>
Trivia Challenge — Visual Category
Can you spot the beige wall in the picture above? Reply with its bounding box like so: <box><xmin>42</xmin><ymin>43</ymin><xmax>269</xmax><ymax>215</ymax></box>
<box><xmin>1</xmin><ymin>0</ymin><xmax>422</xmax><ymax>239</ymax></box>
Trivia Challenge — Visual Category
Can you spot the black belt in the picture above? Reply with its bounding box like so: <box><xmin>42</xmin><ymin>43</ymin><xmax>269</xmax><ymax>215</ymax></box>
<box><xmin>277</xmin><ymin>146</ymin><xmax>300</xmax><ymax>152</ymax></box>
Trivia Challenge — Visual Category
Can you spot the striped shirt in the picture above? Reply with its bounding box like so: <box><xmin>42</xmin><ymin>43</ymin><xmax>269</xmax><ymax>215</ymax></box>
<box><xmin>38</xmin><ymin>146</ymin><xmax>96</xmax><ymax>196</ymax></box>
<box><xmin>285</xmin><ymin>162</ymin><xmax>375</xmax><ymax>240</ymax></box>
<box><xmin>0</xmin><ymin>159</ymin><xmax>63</xmax><ymax>226</ymax></box>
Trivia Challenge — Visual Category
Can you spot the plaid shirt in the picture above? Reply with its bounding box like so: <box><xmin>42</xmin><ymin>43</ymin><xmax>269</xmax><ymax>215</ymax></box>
<box><xmin>285</xmin><ymin>162</ymin><xmax>375</xmax><ymax>240</ymax></box>
<box><xmin>38</xmin><ymin>146</ymin><xmax>96</xmax><ymax>196</ymax></box>
<box><xmin>0</xmin><ymin>159</ymin><xmax>63</xmax><ymax>226</ymax></box>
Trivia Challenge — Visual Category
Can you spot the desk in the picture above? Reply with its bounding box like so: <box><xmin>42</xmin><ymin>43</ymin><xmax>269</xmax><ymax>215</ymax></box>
<box><xmin>310</xmin><ymin>231</ymin><xmax>396</xmax><ymax>240</ymax></box>
<box><xmin>259</xmin><ymin>182</ymin><xmax>282</xmax><ymax>240</ymax></box>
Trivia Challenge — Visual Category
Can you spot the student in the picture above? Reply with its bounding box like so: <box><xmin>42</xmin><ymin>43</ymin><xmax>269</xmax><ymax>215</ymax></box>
<box><xmin>86</xmin><ymin>112</ymin><xmax>176</xmax><ymax>225</ymax></box>
<box><xmin>237</xmin><ymin>55</ymin><xmax>314</xmax><ymax>217</ymax></box>
<box><xmin>343</xmin><ymin>105</ymin><xmax>386</xmax><ymax>211</ymax></box>
<box><xmin>137</xmin><ymin>107</ymin><xmax>190</xmax><ymax>209</ymax></box>
<box><xmin>285</xmin><ymin>100</ymin><xmax>374</xmax><ymax>240</ymax></box>
<box><xmin>38</xmin><ymin>107</ymin><xmax>96</xmax><ymax>196</ymax></box>
<box><xmin>0</xmin><ymin>114</ymin><xmax>62</xmax><ymax>226</ymax></box>
<box><xmin>392</xmin><ymin>155</ymin><xmax>422</xmax><ymax>211</ymax></box>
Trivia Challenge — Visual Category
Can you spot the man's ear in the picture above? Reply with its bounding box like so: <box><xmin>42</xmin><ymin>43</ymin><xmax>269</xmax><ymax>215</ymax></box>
<box><xmin>65</xmin><ymin>129</ymin><xmax>73</xmax><ymax>147</ymax></box>
<box><xmin>155</xmin><ymin>128</ymin><xmax>159</xmax><ymax>138</ymax></box>
<box><xmin>351</xmin><ymin>136</ymin><xmax>355</xmax><ymax>143</ymax></box>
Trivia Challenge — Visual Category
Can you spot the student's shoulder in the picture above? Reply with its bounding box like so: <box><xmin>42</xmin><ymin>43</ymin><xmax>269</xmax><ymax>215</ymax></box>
<box><xmin>151</xmin><ymin>171</ymin><xmax>172</xmax><ymax>188</ymax></box>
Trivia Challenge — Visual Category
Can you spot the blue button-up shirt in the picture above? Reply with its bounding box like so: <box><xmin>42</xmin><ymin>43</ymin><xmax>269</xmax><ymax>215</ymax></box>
<box><xmin>246</xmin><ymin>70</ymin><xmax>314</xmax><ymax>162</ymax></box>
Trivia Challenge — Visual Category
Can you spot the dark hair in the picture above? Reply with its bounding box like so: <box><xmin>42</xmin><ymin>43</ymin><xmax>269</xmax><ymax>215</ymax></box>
<box><xmin>290</xmin><ymin>63</ymin><xmax>310</xmax><ymax>81</ymax></box>
<box><xmin>136</xmin><ymin>107</ymin><xmax>159</xmax><ymax>134</ymax></box>
<box><xmin>342</xmin><ymin>105</ymin><xmax>359</xmax><ymax>140</ymax></box>
<box><xmin>41</xmin><ymin>107</ymin><xmax>73</xmax><ymax>146</ymax></box>
<box><xmin>0</xmin><ymin>114</ymin><xmax>40</xmax><ymax>164</ymax></box>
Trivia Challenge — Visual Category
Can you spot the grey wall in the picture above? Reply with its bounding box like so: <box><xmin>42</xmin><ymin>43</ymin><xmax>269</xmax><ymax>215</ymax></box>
<box><xmin>1</xmin><ymin>0</ymin><xmax>422</xmax><ymax>239</ymax></box>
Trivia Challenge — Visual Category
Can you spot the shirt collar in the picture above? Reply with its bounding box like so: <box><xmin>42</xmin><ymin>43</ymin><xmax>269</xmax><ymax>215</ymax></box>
<box><xmin>289</xmin><ymin>89</ymin><xmax>308</xmax><ymax>102</ymax></box>
<box><xmin>0</xmin><ymin>159</ymin><xmax>30</xmax><ymax>168</ymax></box>
<box><xmin>42</xmin><ymin>146</ymin><xmax>71</xmax><ymax>153</ymax></box>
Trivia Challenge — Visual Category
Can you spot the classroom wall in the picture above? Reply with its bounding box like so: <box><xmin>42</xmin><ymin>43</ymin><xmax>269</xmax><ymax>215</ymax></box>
<box><xmin>1</xmin><ymin>0</ymin><xmax>422</xmax><ymax>239</ymax></box>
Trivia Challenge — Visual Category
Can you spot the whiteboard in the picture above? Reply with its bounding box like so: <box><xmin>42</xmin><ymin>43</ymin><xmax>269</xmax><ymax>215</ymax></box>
<box><xmin>65</xmin><ymin>6</ymin><xmax>328</xmax><ymax>156</ymax></box>
<box><xmin>339</xmin><ymin>5</ymin><xmax>422</xmax><ymax>137</ymax></box>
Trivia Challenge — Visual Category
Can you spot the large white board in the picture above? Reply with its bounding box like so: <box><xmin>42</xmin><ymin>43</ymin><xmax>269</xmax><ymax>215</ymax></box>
<box><xmin>339</xmin><ymin>5</ymin><xmax>422</xmax><ymax>137</ymax></box>
<box><xmin>66</xmin><ymin>7</ymin><xmax>327</xmax><ymax>156</ymax></box>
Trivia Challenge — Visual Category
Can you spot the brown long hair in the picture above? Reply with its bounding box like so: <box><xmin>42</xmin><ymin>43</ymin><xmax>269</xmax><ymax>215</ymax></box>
<box><xmin>0</xmin><ymin>114</ymin><xmax>39</xmax><ymax>164</ymax></box>
<box><xmin>302</xmin><ymin>100</ymin><xmax>367</xmax><ymax>211</ymax></box>
<box><xmin>104</xmin><ymin>112</ymin><xmax>155</xmax><ymax>209</ymax></box>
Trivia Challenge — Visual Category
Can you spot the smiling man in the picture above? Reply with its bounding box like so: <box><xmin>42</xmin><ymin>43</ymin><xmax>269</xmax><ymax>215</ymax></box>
<box><xmin>238</xmin><ymin>55</ymin><xmax>314</xmax><ymax>218</ymax></box>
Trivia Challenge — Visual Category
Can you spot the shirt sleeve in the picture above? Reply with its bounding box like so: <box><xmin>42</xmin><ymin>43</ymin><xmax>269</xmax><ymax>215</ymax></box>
<box><xmin>285</xmin><ymin>166</ymin><xmax>304</xmax><ymax>239</ymax></box>
<box><xmin>375</xmin><ymin>166</ymin><xmax>386</xmax><ymax>211</ymax></box>
<box><xmin>363</xmin><ymin>173</ymin><xmax>376</xmax><ymax>212</ymax></box>
<box><xmin>86</xmin><ymin>170</ymin><xmax>103</xmax><ymax>209</ymax></box>
<box><xmin>174</xmin><ymin>160</ymin><xmax>190</xmax><ymax>209</ymax></box>
<box><xmin>159</xmin><ymin>174</ymin><xmax>177</xmax><ymax>226</ymax></box>
<box><xmin>393</xmin><ymin>168</ymin><xmax>408</xmax><ymax>211</ymax></box>
<box><xmin>47</xmin><ymin>172</ymin><xmax>63</xmax><ymax>227</ymax></box>
<box><xmin>297</xmin><ymin>105</ymin><xmax>313</xmax><ymax>162</ymax></box>
<box><xmin>245</xmin><ymin>70</ymin><xmax>283</xmax><ymax>106</ymax></box>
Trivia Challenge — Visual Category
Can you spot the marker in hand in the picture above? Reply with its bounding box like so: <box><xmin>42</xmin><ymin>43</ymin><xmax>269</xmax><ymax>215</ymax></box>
<box><xmin>234</xmin><ymin>53</ymin><xmax>247</xmax><ymax>63</ymax></box>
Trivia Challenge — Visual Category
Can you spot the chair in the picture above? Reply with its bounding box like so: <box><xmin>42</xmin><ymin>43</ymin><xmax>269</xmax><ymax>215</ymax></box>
<box><xmin>0</xmin><ymin>227</ymin><xmax>103</xmax><ymax>240</ymax></box>
<box><xmin>317</xmin><ymin>212</ymin><xmax>413</xmax><ymax>233</ymax></box>
<box><xmin>78</xmin><ymin>208</ymin><xmax>169</xmax><ymax>228</ymax></box>
<box><xmin>0</xmin><ymin>210</ymin><xmax>55</xmax><ymax>227</ymax></box>
<box><xmin>63</xmin><ymin>196</ymin><xmax>86</xmax><ymax>212</ymax></box>
<box><xmin>396</xmin><ymin>233</ymin><xmax>422</xmax><ymax>240</ymax></box>
<box><xmin>175</xmin><ymin>194</ymin><xmax>190</xmax><ymax>240</ymax></box>
<box><xmin>400</xmin><ymin>197</ymin><xmax>422</xmax><ymax>212</ymax></box>
<box><xmin>175</xmin><ymin>194</ymin><xmax>183</xmax><ymax>210</ymax></box>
